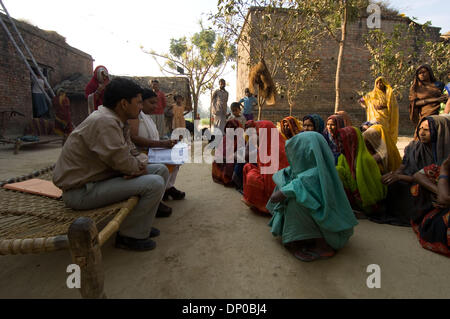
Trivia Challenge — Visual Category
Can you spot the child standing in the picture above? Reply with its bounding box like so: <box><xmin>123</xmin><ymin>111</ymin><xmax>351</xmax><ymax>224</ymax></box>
<box><xmin>229</xmin><ymin>102</ymin><xmax>247</xmax><ymax>127</ymax></box>
<box><xmin>172</xmin><ymin>94</ymin><xmax>186</xmax><ymax>130</ymax></box>
<box><xmin>239</xmin><ymin>88</ymin><xmax>257</xmax><ymax>121</ymax></box>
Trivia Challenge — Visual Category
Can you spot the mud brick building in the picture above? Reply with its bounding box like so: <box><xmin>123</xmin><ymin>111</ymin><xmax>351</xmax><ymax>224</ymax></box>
<box><xmin>237</xmin><ymin>7</ymin><xmax>444</xmax><ymax>135</ymax></box>
<box><xmin>0</xmin><ymin>13</ymin><xmax>93</xmax><ymax>135</ymax></box>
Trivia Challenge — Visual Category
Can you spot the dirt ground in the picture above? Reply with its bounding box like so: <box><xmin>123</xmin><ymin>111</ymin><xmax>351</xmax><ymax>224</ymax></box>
<box><xmin>0</xmin><ymin>136</ymin><xmax>449</xmax><ymax>299</ymax></box>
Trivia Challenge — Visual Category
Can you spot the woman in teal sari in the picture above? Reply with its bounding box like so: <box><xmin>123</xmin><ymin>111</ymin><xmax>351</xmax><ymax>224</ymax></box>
<box><xmin>267</xmin><ymin>132</ymin><xmax>358</xmax><ymax>262</ymax></box>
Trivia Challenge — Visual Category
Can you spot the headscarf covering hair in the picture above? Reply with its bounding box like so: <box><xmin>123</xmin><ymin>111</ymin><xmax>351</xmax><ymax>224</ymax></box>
<box><xmin>268</xmin><ymin>132</ymin><xmax>358</xmax><ymax>238</ymax></box>
<box><xmin>56</xmin><ymin>88</ymin><xmax>66</xmax><ymax>105</ymax></box>
<box><xmin>415</xmin><ymin>115</ymin><xmax>450</xmax><ymax>165</ymax></box>
<box><xmin>363</xmin><ymin>76</ymin><xmax>399</xmax><ymax>142</ymax></box>
<box><xmin>362</xmin><ymin>124</ymin><xmax>401</xmax><ymax>174</ymax></box>
<box><xmin>409</xmin><ymin>65</ymin><xmax>444</xmax><ymax>125</ymax></box>
<box><xmin>254</xmin><ymin>120</ymin><xmax>289</xmax><ymax>171</ymax></box>
<box><xmin>303</xmin><ymin>114</ymin><xmax>325</xmax><ymax>133</ymax></box>
<box><xmin>242</xmin><ymin>120</ymin><xmax>289</xmax><ymax>214</ymax></box>
<box><xmin>337</xmin><ymin>127</ymin><xmax>359</xmax><ymax>179</ymax></box>
<box><xmin>278</xmin><ymin>116</ymin><xmax>302</xmax><ymax>140</ymax></box>
<box><xmin>403</xmin><ymin>115</ymin><xmax>450</xmax><ymax>175</ymax></box>
<box><xmin>335</xmin><ymin>111</ymin><xmax>353</xmax><ymax>127</ymax></box>
<box><xmin>336</xmin><ymin>126</ymin><xmax>387</xmax><ymax>209</ymax></box>
<box><xmin>85</xmin><ymin>65</ymin><xmax>110</xmax><ymax>111</ymax></box>
<box><xmin>324</xmin><ymin>114</ymin><xmax>347</xmax><ymax>164</ymax></box>
<box><xmin>410</xmin><ymin>64</ymin><xmax>438</xmax><ymax>96</ymax></box>
<box><xmin>95</xmin><ymin>66</ymin><xmax>109</xmax><ymax>83</ymax></box>
<box><xmin>325</xmin><ymin>114</ymin><xmax>346</xmax><ymax>138</ymax></box>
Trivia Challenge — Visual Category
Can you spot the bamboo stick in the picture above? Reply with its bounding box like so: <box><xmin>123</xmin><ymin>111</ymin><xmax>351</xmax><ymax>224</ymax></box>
<box><xmin>0</xmin><ymin>235</ymin><xmax>68</xmax><ymax>255</ymax></box>
<box><xmin>98</xmin><ymin>196</ymin><xmax>138</xmax><ymax>246</ymax></box>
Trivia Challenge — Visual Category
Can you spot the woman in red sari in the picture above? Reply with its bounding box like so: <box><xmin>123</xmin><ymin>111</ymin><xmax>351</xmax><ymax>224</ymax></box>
<box><xmin>242</xmin><ymin>121</ymin><xmax>289</xmax><ymax>214</ymax></box>
<box><xmin>411</xmin><ymin>156</ymin><xmax>450</xmax><ymax>257</ymax></box>
<box><xmin>85</xmin><ymin>65</ymin><xmax>110</xmax><ymax>114</ymax></box>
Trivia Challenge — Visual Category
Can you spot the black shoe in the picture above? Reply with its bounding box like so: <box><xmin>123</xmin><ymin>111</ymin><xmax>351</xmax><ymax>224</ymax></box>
<box><xmin>149</xmin><ymin>227</ymin><xmax>160</xmax><ymax>238</ymax></box>
<box><xmin>156</xmin><ymin>202</ymin><xmax>172</xmax><ymax>217</ymax></box>
<box><xmin>115</xmin><ymin>233</ymin><xmax>156</xmax><ymax>251</ymax></box>
<box><xmin>164</xmin><ymin>187</ymin><xmax>186</xmax><ymax>200</ymax></box>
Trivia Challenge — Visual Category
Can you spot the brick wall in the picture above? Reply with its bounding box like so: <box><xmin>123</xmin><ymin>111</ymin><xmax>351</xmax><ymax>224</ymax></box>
<box><xmin>0</xmin><ymin>13</ymin><xmax>93</xmax><ymax>135</ymax></box>
<box><xmin>237</xmin><ymin>9</ymin><xmax>442</xmax><ymax>136</ymax></box>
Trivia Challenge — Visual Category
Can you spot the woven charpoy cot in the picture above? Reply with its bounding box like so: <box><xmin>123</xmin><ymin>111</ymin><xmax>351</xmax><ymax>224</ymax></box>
<box><xmin>0</xmin><ymin>165</ymin><xmax>138</xmax><ymax>298</ymax></box>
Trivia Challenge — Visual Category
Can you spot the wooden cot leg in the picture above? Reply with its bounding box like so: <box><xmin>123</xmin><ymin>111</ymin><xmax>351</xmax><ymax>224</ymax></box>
<box><xmin>68</xmin><ymin>217</ymin><xmax>106</xmax><ymax>299</ymax></box>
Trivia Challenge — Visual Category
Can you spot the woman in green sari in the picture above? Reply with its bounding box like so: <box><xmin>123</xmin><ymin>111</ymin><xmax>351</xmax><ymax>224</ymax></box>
<box><xmin>267</xmin><ymin>132</ymin><xmax>358</xmax><ymax>262</ymax></box>
<box><xmin>335</xmin><ymin>126</ymin><xmax>387</xmax><ymax>216</ymax></box>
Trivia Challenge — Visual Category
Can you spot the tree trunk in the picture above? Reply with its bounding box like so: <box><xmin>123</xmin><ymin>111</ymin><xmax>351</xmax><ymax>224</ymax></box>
<box><xmin>334</xmin><ymin>1</ymin><xmax>348</xmax><ymax>114</ymax></box>
<box><xmin>209</xmin><ymin>90</ymin><xmax>213</xmax><ymax>130</ymax></box>
<box><xmin>192</xmin><ymin>92</ymin><xmax>198</xmax><ymax>122</ymax></box>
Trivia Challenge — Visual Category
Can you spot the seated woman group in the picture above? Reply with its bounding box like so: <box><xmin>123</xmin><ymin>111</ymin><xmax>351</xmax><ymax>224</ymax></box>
<box><xmin>211</xmin><ymin>108</ymin><xmax>449</xmax><ymax>261</ymax></box>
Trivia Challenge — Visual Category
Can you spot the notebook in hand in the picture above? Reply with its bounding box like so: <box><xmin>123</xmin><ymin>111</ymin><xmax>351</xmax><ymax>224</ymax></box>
<box><xmin>3</xmin><ymin>178</ymin><xmax>62</xmax><ymax>198</ymax></box>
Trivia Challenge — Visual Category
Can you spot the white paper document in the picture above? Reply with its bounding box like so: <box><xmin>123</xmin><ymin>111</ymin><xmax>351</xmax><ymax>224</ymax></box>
<box><xmin>147</xmin><ymin>143</ymin><xmax>189</xmax><ymax>165</ymax></box>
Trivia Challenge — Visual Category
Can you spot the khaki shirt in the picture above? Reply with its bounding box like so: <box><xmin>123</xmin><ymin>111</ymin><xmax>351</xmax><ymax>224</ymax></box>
<box><xmin>53</xmin><ymin>106</ymin><xmax>141</xmax><ymax>191</ymax></box>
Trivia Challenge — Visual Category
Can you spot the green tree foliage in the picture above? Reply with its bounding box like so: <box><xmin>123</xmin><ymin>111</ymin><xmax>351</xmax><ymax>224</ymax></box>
<box><xmin>211</xmin><ymin>0</ymin><xmax>321</xmax><ymax>118</ymax></box>
<box><xmin>211</xmin><ymin>0</ymin><xmax>374</xmax><ymax>117</ymax></box>
<box><xmin>363</xmin><ymin>20</ymin><xmax>450</xmax><ymax>101</ymax></box>
<box><xmin>144</xmin><ymin>24</ymin><xmax>236</xmax><ymax>119</ymax></box>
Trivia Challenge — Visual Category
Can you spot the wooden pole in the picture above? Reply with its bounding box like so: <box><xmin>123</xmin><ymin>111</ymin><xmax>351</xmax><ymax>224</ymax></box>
<box><xmin>68</xmin><ymin>217</ymin><xmax>106</xmax><ymax>299</ymax></box>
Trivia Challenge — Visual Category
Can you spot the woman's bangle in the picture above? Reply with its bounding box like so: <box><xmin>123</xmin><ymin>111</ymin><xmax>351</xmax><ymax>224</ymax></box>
<box><xmin>438</xmin><ymin>175</ymin><xmax>449</xmax><ymax>181</ymax></box>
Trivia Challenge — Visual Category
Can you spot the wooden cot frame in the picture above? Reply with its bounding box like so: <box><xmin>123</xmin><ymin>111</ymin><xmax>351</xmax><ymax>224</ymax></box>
<box><xmin>0</xmin><ymin>166</ymin><xmax>138</xmax><ymax>298</ymax></box>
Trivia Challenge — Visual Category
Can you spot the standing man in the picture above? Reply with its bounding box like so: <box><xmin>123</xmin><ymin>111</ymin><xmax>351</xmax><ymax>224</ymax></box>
<box><xmin>239</xmin><ymin>88</ymin><xmax>257</xmax><ymax>121</ymax></box>
<box><xmin>149</xmin><ymin>79</ymin><xmax>167</xmax><ymax>137</ymax></box>
<box><xmin>211</xmin><ymin>78</ymin><xmax>229</xmax><ymax>135</ymax></box>
<box><xmin>53</xmin><ymin>77</ymin><xmax>169</xmax><ymax>251</ymax></box>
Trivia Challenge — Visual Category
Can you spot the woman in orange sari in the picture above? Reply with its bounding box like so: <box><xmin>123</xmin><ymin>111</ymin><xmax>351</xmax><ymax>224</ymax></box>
<box><xmin>278</xmin><ymin>116</ymin><xmax>302</xmax><ymax>140</ymax></box>
<box><xmin>53</xmin><ymin>88</ymin><xmax>73</xmax><ymax>142</ymax></box>
<box><xmin>242</xmin><ymin>121</ymin><xmax>289</xmax><ymax>214</ymax></box>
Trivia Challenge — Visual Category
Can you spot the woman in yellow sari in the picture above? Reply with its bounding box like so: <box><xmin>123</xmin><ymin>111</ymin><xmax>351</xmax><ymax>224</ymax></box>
<box><xmin>362</xmin><ymin>124</ymin><xmax>402</xmax><ymax>175</ymax></box>
<box><xmin>360</xmin><ymin>77</ymin><xmax>399</xmax><ymax>143</ymax></box>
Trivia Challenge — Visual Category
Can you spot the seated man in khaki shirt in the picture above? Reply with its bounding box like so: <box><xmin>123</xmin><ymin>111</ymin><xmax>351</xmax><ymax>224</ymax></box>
<box><xmin>53</xmin><ymin>77</ymin><xmax>169</xmax><ymax>251</ymax></box>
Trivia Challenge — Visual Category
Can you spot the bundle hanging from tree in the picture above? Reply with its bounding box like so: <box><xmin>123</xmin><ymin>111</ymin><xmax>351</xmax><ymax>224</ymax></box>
<box><xmin>249</xmin><ymin>59</ymin><xmax>276</xmax><ymax>106</ymax></box>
